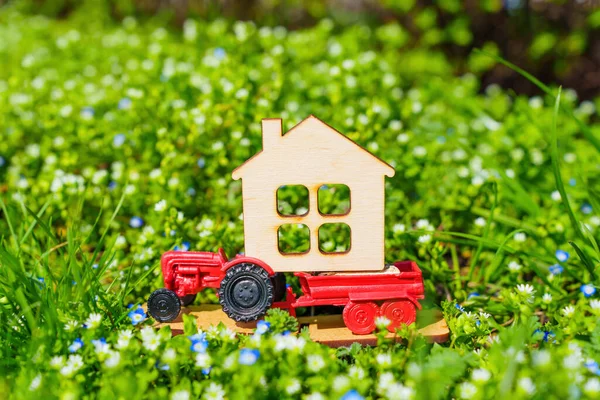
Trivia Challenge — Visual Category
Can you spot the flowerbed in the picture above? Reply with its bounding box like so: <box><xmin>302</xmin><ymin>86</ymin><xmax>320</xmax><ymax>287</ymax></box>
<box><xmin>1</xmin><ymin>4</ymin><xmax>600</xmax><ymax>399</ymax></box>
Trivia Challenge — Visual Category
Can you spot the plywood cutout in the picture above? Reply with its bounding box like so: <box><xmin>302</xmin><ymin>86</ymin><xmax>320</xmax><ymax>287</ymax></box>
<box><xmin>153</xmin><ymin>305</ymin><xmax>449</xmax><ymax>346</ymax></box>
<box><xmin>232</xmin><ymin>116</ymin><xmax>395</xmax><ymax>272</ymax></box>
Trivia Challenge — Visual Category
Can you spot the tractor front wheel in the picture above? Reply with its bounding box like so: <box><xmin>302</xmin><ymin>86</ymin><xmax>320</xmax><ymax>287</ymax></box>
<box><xmin>218</xmin><ymin>263</ymin><xmax>274</xmax><ymax>322</ymax></box>
<box><xmin>147</xmin><ymin>288</ymin><xmax>181</xmax><ymax>322</ymax></box>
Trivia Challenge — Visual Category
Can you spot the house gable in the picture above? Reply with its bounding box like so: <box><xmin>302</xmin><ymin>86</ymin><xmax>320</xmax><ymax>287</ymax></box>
<box><xmin>232</xmin><ymin>116</ymin><xmax>395</xmax><ymax>181</ymax></box>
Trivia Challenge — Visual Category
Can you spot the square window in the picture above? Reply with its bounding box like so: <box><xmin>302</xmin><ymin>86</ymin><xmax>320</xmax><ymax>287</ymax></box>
<box><xmin>278</xmin><ymin>224</ymin><xmax>310</xmax><ymax>255</ymax></box>
<box><xmin>277</xmin><ymin>185</ymin><xmax>309</xmax><ymax>216</ymax></box>
<box><xmin>318</xmin><ymin>223</ymin><xmax>351</xmax><ymax>254</ymax></box>
<box><xmin>317</xmin><ymin>184</ymin><xmax>350</xmax><ymax>216</ymax></box>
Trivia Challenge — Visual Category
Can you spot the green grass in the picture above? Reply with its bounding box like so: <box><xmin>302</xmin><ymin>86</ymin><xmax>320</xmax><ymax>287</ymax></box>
<box><xmin>1</xmin><ymin>4</ymin><xmax>600</xmax><ymax>399</ymax></box>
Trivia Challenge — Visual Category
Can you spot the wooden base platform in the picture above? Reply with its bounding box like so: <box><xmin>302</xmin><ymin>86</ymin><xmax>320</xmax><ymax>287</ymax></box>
<box><xmin>153</xmin><ymin>305</ymin><xmax>449</xmax><ymax>346</ymax></box>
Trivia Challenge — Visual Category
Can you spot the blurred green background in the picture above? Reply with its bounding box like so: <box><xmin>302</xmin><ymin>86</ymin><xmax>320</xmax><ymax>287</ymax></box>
<box><xmin>3</xmin><ymin>0</ymin><xmax>600</xmax><ymax>99</ymax></box>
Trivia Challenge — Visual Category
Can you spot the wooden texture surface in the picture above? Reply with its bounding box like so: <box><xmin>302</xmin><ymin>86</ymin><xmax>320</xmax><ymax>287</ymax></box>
<box><xmin>154</xmin><ymin>305</ymin><xmax>449</xmax><ymax>346</ymax></box>
<box><xmin>231</xmin><ymin>116</ymin><xmax>396</xmax><ymax>272</ymax></box>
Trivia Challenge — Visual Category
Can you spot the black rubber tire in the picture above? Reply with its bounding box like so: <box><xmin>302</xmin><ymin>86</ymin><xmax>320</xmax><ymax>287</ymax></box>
<box><xmin>218</xmin><ymin>263</ymin><xmax>274</xmax><ymax>322</ymax></box>
<box><xmin>147</xmin><ymin>288</ymin><xmax>181</xmax><ymax>322</ymax></box>
<box><xmin>180</xmin><ymin>294</ymin><xmax>197</xmax><ymax>307</ymax></box>
<box><xmin>271</xmin><ymin>273</ymin><xmax>287</xmax><ymax>302</ymax></box>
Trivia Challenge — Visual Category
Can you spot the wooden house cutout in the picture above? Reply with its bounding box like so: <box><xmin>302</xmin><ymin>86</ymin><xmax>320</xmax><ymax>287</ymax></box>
<box><xmin>232</xmin><ymin>115</ymin><xmax>395</xmax><ymax>272</ymax></box>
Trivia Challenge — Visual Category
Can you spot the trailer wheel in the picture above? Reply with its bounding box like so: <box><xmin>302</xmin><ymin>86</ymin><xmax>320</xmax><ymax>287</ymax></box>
<box><xmin>180</xmin><ymin>294</ymin><xmax>197</xmax><ymax>307</ymax></box>
<box><xmin>147</xmin><ymin>288</ymin><xmax>181</xmax><ymax>322</ymax></box>
<box><xmin>219</xmin><ymin>263</ymin><xmax>274</xmax><ymax>322</ymax></box>
<box><xmin>343</xmin><ymin>301</ymin><xmax>379</xmax><ymax>335</ymax></box>
<box><xmin>380</xmin><ymin>300</ymin><xmax>416</xmax><ymax>330</ymax></box>
<box><xmin>271</xmin><ymin>273</ymin><xmax>287</xmax><ymax>302</ymax></box>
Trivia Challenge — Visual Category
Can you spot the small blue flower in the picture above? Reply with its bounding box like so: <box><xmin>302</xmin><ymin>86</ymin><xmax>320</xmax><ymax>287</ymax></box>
<box><xmin>475</xmin><ymin>319</ymin><xmax>481</xmax><ymax>326</ymax></box>
<box><xmin>174</xmin><ymin>242</ymin><xmax>190</xmax><ymax>251</ymax></box>
<box><xmin>255</xmin><ymin>320</ymin><xmax>270</xmax><ymax>335</ymax></box>
<box><xmin>92</xmin><ymin>264</ymin><xmax>98</xmax><ymax>269</ymax></box>
<box><xmin>555</xmin><ymin>250</ymin><xmax>570</xmax><ymax>263</ymax></box>
<box><xmin>118</xmin><ymin>97</ymin><xmax>132</xmax><ymax>110</ymax></box>
<box><xmin>341</xmin><ymin>389</ymin><xmax>364</xmax><ymax>400</ymax></box>
<box><xmin>91</xmin><ymin>338</ymin><xmax>106</xmax><ymax>347</ymax></box>
<box><xmin>581</xmin><ymin>203</ymin><xmax>593</xmax><ymax>215</ymax></box>
<box><xmin>80</xmin><ymin>106</ymin><xmax>95</xmax><ymax>118</ymax></box>
<box><xmin>585</xmin><ymin>360</ymin><xmax>599</xmax><ymax>375</ymax></box>
<box><xmin>239</xmin><ymin>348</ymin><xmax>260</xmax><ymax>365</ymax></box>
<box><xmin>0</xmin><ymin>156</ymin><xmax>5</xmax><ymax>167</ymax></box>
<box><xmin>549</xmin><ymin>264</ymin><xmax>564</xmax><ymax>275</ymax></box>
<box><xmin>189</xmin><ymin>333</ymin><xmax>208</xmax><ymax>353</ymax></box>
<box><xmin>214</xmin><ymin>47</ymin><xmax>226</xmax><ymax>60</ymax></box>
<box><xmin>129</xmin><ymin>216</ymin><xmax>144</xmax><ymax>229</ymax></box>
<box><xmin>202</xmin><ymin>367</ymin><xmax>211</xmax><ymax>375</ymax></box>
<box><xmin>69</xmin><ymin>338</ymin><xmax>83</xmax><ymax>353</ymax></box>
<box><xmin>197</xmin><ymin>157</ymin><xmax>206</xmax><ymax>168</ymax></box>
<box><xmin>108</xmin><ymin>181</ymin><xmax>117</xmax><ymax>191</ymax></box>
<box><xmin>156</xmin><ymin>361</ymin><xmax>170</xmax><ymax>370</ymax></box>
<box><xmin>569</xmin><ymin>178</ymin><xmax>576</xmax><ymax>186</ymax></box>
<box><xmin>113</xmin><ymin>133</ymin><xmax>126</xmax><ymax>148</ymax></box>
<box><xmin>455</xmin><ymin>303</ymin><xmax>465</xmax><ymax>312</ymax></box>
<box><xmin>436</xmin><ymin>136</ymin><xmax>447</xmax><ymax>144</ymax></box>
<box><xmin>128</xmin><ymin>306</ymin><xmax>147</xmax><ymax>325</ymax></box>
<box><xmin>187</xmin><ymin>187</ymin><xmax>197</xmax><ymax>196</ymax></box>
<box><xmin>467</xmin><ymin>292</ymin><xmax>480</xmax><ymax>299</ymax></box>
<box><xmin>170</xmin><ymin>230</ymin><xmax>176</xmax><ymax>237</ymax></box>
<box><xmin>37</xmin><ymin>277</ymin><xmax>45</xmax><ymax>284</ymax></box>
<box><xmin>581</xmin><ymin>284</ymin><xmax>597</xmax><ymax>298</ymax></box>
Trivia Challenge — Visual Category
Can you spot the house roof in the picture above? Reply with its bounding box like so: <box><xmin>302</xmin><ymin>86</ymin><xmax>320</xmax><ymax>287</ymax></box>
<box><xmin>232</xmin><ymin>115</ymin><xmax>396</xmax><ymax>180</ymax></box>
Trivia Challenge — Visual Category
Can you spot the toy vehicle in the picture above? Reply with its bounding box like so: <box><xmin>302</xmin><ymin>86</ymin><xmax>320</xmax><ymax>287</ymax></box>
<box><xmin>147</xmin><ymin>116</ymin><xmax>425</xmax><ymax>335</ymax></box>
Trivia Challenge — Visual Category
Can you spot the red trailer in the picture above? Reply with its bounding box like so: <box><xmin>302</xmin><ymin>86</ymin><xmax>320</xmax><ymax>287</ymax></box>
<box><xmin>148</xmin><ymin>250</ymin><xmax>424</xmax><ymax>335</ymax></box>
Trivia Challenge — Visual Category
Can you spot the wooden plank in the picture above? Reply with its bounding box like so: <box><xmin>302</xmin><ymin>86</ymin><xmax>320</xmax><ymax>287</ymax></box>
<box><xmin>231</xmin><ymin>116</ymin><xmax>396</xmax><ymax>272</ymax></box>
<box><xmin>154</xmin><ymin>305</ymin><xmax>449</xmax><ymax>346</ymax></box>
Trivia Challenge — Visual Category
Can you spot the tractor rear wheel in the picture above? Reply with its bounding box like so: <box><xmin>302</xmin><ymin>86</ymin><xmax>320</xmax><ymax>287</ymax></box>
<box><xmin>218</xmin><ymin>263</ymin><xmax>274</xmax><ymax>322</ymax></box>
<box><xmin>380</xmin><ymin>300</ymin><xmax>416</xmax><ymax>330</ymax></box>
<box><xmin>147</xmin><ymin>288</ymin><xmax>181</xmax><ymax>322</ymax></box>
<box><xmin>343</xmin><ymin>300</ymin><xmax>379</xmax><ymax>335</ymax></box>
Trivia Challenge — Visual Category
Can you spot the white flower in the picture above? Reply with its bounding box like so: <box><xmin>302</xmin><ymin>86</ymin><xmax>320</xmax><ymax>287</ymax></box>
<box><xmin>393</xmin><ymin>223</ymin><xmax>405</xmax><ymax>234</ymax></box>
<box><xmin>459</xmin><ymin>382</ymin><xmax>477</xmax><ymax>399</ymax></box>
<box><xmin>377</xmin><ymin>372</ymin><xmax>396</xmax><ymax>393</ymax></box>
<box><xmin>376</xmin><ymin>353</ymin><xmax>392</xmax><ymax>367</ymax></box>
<box><xmin>590</xmin><ymin>299</ymin><xmax>600</xmax><ymax>311</ymax></box>
<box><xmin>508</xmin><ymin>261</ymin><xmax>522</xmax><ymax>272</ymax></box>
<box><xmin>532</xmin><ymin>350</ymin><xmax>551</xmax><ymax>367</ymax></box>
<box><xmin>471</xmin><ymin>368</ymin><xmax>491</xmax><ymax>382</ymax></box>
<box><xmin>115</xmin><ymin>235</ymin><xmax>127</xmax><ymax>248</ymax></box>
<box><xmin>154</xmin><ymin>199</ymin><xmax>167</xmax><ymax>212</ymax></box>
<box><xmin>171</xmin><ymin>390</ymin><xmax>190</xmax><ymax>400</ymax></box>
<box><xmin>332</xmin><ymin>375</ymin><xmax>350</xmax><ymax>391</ymax></box>
<box><xmin>162</xmin><ymin>348</ymin><xmax>177</xmax><ymax>363</ymax></box>
<box><xmin>396</xmin><ymin>133</ymin><xmax>409</xmax><ymax>143</ymax></box>
<box><xmin>64</xmin><ymin>320</ymin><xmax>79</xmax><ymax>332</ymax></box>
<box><xmin>348</xmin><ymin>366</ymin><xmax>365</xmax><ymax>380</ymax></box>
<box><xmin>517</xmin><ymin>377</ymin><xmax>535</xmax><ymax>394</ymax></box>
<box><xmin>29</xmin><ymin>374</ymin><xmax>42</xmax><ymax>391</ymax></box>
<box><xmin>551</xmin><ymin>190</ymin><xmax>562</xmax><ymax>202</ymax></box>
<box><xmin>516</xmin><ymin>284</ymin><xmax>535</xmax><ymax>298</ymax></box>
<box><xmin>542</xmin><ymin>293</ymin><xmax>553</xmax><ymax>304</ymax></box>
<box><xmin>375</xmin><ymin>316</ymin><xmax>391</xmax><ymax>330</ymax></box>
<box><xmin>306</xmin><ymin>355</ymin><xmax>325</xmax><ymax>372</ymax></box>
<box><xmin>385</xmin><ymin>383</ymin><xmax>414</xmax><ymax>400</ymax></box>
<box><xmin>479</xmin><ymin>311</ymin><xmax>491</xmax><ymax>319</ymax></box>
<box><xmin>413</xmin><ymin>146</ymin><xmax>427</xmax><ymax>157</ymax></box>
<box><xmin>562</xmin><ymin>305</ymin><xmax>575</xmax><ymax>317</ymax></box>
<box><xmin>304</xmin><ymin>393</ymin><xmax>325</xmax><ymax>400</ymax></box>
<box><xmin>584</xmin><ymin>378</ymin><xmax>600</xmax><ymax>395</ymax></box>
<box><xmin>195</xmin><ymin>353</ymin><xmax>212</xmax><ymax>368</ymax></box>
<box><xmin>60</xmin><ymin>354</ymin><xmax>84</xmax><ymax>377</ymax></box>
<box><xmin>514</xmin><ymin>232</ymin><xmax>527</xmax><ymax>242</ymax></box>
<box><xmin>115</xmin><ymin>329</ymin><xmax>133</xmax><ymax>349</ymax></box>
<box><xmin>203</xmin><ymin>382</ymin><xmax>225</xmax><ymax>400</ymax></box>
<box><xmin>141</xmin><ymin>326</ymin><xmax>161</xmax><ymax>351</ymax></box>
<box><xmin>85</xmin><ymin>313</ymin><xmax>102</xmax><ymax>329</ymax></box>
<box><xmin>563</xmin><ymin>352</ymin><xmax>582</xmax><ymax>370</ymax></box>
<box><xmin>50</xmin><ymin>356</ymin><xmax>65</xmax><ymax>369</ymax></box>
<box><xmin>418</xmin><ymin>234</ymin><xmax>432</xmax><ymax>244</ymax></box>
<box><xmin>104</xmin><ymin>350</ymin><xmax>121</xmax><ymax>368</ymax></box>
<box><xmin>474</xmin><ymin>217</ymin><xmax>486</xmax><ymax>227</ymax></box>
<box><xmin>285</xmin><ymin>378</ymin><xmax>301</xmax><ymax>395</ymax></box>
